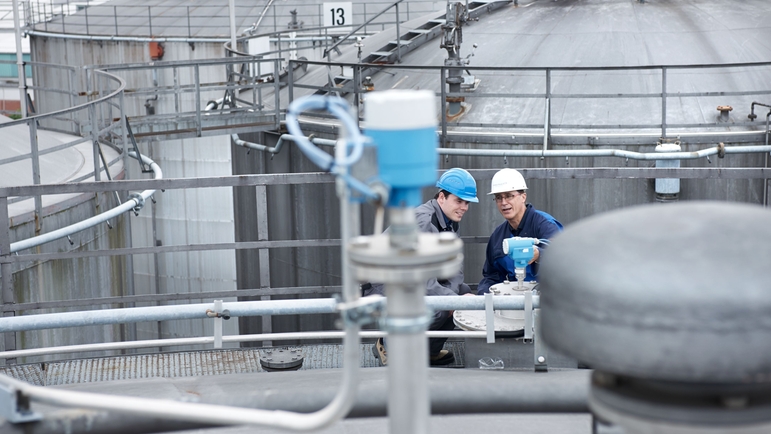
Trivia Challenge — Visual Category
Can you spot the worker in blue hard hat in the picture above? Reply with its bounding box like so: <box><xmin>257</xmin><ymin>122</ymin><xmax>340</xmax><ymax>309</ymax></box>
<box><xmin>366</xmin><ymin>167</ymin><xmax>478</xmax><ymax>367</ymax></box>
<box><xmin>478</xmin><ymin>168</ymin><xmax>563</xmax><ymax>294</ymax></box>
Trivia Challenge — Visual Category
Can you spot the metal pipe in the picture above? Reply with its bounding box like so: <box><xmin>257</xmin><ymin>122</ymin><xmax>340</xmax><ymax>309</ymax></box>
<box><xmin>0</xmin><ymin>330</ymin><xmax>486</xmax><ymax>360</ymax></box>
<box><xmin>0</xmin><ymin>296</ymin><xmax>538</xmax><ymax>333</ymax></box>
<box><xmin>231</xmin><ymin>133</ymin><xmax>336</xmax><ymax>154</ymax></box>
<box><xmin>437</xmin><ymin>144</ymin><xmax>771</xmax><ymax>160</ymax></box>
<box><xmin>9</xmin><ymin>152</ymin><xmax>162</xmax><ymax>253</ymax></box>
<box><xmin>387</xmin><ymin>281</ymin><xmax>429</xmax><ymax>434</ymax></box>
<box><xmin>0</xmin><ymin>370</ymin><xmax>591</xmax><ymax>433</ymax></box>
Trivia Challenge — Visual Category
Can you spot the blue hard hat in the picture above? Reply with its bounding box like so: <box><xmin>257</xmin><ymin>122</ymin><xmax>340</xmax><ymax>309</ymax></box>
<box><xmin>436</xmin><ymin>168</ymin><xmax>479</xmax><ymax>203</ymax></box>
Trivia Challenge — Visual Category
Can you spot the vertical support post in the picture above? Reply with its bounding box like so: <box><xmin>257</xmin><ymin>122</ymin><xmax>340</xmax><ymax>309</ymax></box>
<box><xmin>256</xmin><ymin>57</ymin><xmax>263</xmax><ymax>109</ymax></box>
<box><xmin>276</xmin><ymin>33</ymin><xmax>283</xmax><ymax>69</ymax></box>
<box><xmin>187</xmin><ymin>6</ymin><xmax>191</xmax><ymax>39</ymax></box>
<box><xmin>194</xmin><ymin>64</ymin><xmax>202</xmax><ymax>137</ymax></box>
<box><xmin>89</xmin><ymin>103</ymin><xmax>101</xmax><ymax>183</ymax></box>
<box><xmin>28</xmin><ymin>121</ymin><xmax>42</xmax><ymax>235</ymax></box>
<box><xmin>228</xmin><ymin>0</ymin><xmax>237</xmax><ymax>53</ymax></box>
<box><xmin>353</xmin><ymin>65</ymin><xmax>360</xmax><ymax>112</ymax></box>
<box><xmin>12</xmin><ymin>0</ymin><xmax>27</xmax><ymax>118</ymax></box>
<box><xmin>68</xmin><ymin>68</ymin><xmax>76</xmax><ymax>127</ymax></box>
<box><xmin>524</xmin><ymin>289</ymin><xmax>533</xmax><ymax>341</ymax></box>
<box><xmin>287</xmin><ymin>59</ymin><xmax>294</xmax><ymax>104</ymax></box>
<box><xmin>543</xmin><ymin>68</ymin><xmax>551</xmax><ymax>159</ymax></box>
<box><xmin>255</xmin><ymin>185</ymin><xmax>272</xmax><ymax>346</ymax></box>
<box><xmin>0</xmin><ymin>197</ymin><xmax>16</xmax><ymax>362</ymax></box>
<box><xmin>273</xmin><ymin>59</ymin><xmax>280</xmax><ymax>130</ymax></box>
<box><xmin>363</xmin><ymin>3</ymin><xmax>367</xmax><ymax>34</ymax></box>
<box><xmin>533</xmin><ymin>308</ymin><xmax>548</xmax><ymax>372</ymax></box>
<box><xmin>113</xmin><ymin>6</ymin><xmax>118</xmax><ymax>35</ymax></box>
<box><xmin>173</xmin><ymin>67</ymin><xmax>180</xmax><ymax>113</ymax></box>
<box><xmin>484</xmin><ymin>292</ymin><xmax>495</xmax><ymax>344</ymax></box>
<box><xmin>120</xmin><ymin>85</ymin><xmax>136</xmax><ymax>333</ymax></box>
<box><xmin>213</xmin><ymin>300</ymin><xmax>223</xmax><ymax>349</ymax></box>
<box><xmin>395</xmin><ymin>3</ymin><xmax>401</xmax><ymax>64</ymax></box>
<box><xmin>84</xmin><ymin>3</ymin><xmax>89</xmax><ymax>34</ymax></box>
<box><xmin>440</xmin><ymin>67</ymin><xmax>447</xmax><ymax>147</ymax></box>
<box><xmin>661</xmin><ymin>67</ymin><xmax>667</xmax><ymax>139</ymax></box>
<box><xmin>147</xmin><ymin>6</ymin><xmax>152</xmax><ymax>36</ymax></box>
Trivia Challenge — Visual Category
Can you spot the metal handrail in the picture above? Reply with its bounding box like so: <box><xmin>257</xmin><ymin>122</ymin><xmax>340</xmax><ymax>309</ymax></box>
<box><xmin>322</xmin><ymin>0</ymin><xmax>405</xmax><ymax>59</ymax></box>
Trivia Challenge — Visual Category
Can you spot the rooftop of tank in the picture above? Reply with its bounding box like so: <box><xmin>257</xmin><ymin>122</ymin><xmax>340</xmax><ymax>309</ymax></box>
<box><xmin>0</xmin><ymin>115</ymin><xmax>124</xmax><ymax>221</ymax></box>
<box><xmin>281</xmin><ymin>0</ymin><xmax>771</xmax><ymax>135</ymax></box>
<box><xmin>0</xmin><ymin>344</ymin><xmax>591</xmax><ymax>434</ymax></box>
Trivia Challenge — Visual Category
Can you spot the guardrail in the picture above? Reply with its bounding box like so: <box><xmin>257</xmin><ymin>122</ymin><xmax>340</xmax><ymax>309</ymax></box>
<box><xmin>287</xmin><ymin>59</ymin><xmax>771</xmax><ymax>146</ymax></box>
<box><xmin>19</xmin><ymin>0</ymin><xmax>442</xmax><ymax>37</ymax></box>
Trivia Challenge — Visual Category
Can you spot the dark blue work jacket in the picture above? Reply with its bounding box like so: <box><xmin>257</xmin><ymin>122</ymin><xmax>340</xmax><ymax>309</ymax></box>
<box><xmin>478</xmin><ymin>204</ymin><xmax>562</xmax><ymax>294</ymax></box>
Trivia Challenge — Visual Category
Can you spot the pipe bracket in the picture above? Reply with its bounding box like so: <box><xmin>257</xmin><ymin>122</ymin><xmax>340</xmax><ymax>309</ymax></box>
<box><xmin>338</xmin><ymin>296</ymin><xmax>385</xmax><ymax>327</ymax></box>
<box><xmin>0</xmin><ymin>383</ymin><xmax>41</xmax><ymax>424</ymax></box>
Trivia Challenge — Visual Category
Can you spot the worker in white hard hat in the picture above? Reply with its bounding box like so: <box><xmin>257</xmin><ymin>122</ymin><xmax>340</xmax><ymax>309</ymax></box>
<box><xmin>478</xmin><ymin>168</ymin><xmax>563</xmax><ymax>294</ymax></box>
<box><xmin>365</xmin><ymin>168</ymin><xmax>478</xmax><ymax>366</ymax></box>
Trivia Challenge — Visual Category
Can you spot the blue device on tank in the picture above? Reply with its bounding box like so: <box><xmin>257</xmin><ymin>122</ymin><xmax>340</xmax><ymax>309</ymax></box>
<box><xmin>365</xmin><ymin>126</ymin><xmax>437</xmax><ymax>207</ymax></box>
<box><xmin>502</xmin><ymin>237</ymin><xmax>536</xmax><ymax>268</ymax></box>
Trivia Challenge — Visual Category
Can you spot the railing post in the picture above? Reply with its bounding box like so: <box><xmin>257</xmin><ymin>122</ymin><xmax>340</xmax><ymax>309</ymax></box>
<box><xmin>0</xmin><ymin>196</ymin><xmax>16</xmax><ymax>363</ymax></box>
<box><xmin>274</xmin><ymin>59</ymin><xmax>280</xmax><ymax>130</ymax></box>
<box><xmin>84</xmin><ymin>2</ymin><xmax>88</xmax><ymax>34</ymax></box>
<box><xmin>173</xmin><ymin>67</ymin><xmax>180</xmax><ymax>112</ymax></box>
<box><xmin>395</xmin><ymin>3</ymin><xmax>401</xmax><ymax>63</ymax></box>
<box><xmin>287</xmin><ymin>58</ymin><xmax>294</xmax><ymax>105</ymax></box>
<box><xmin>440</xmin><ymin>67</ymin><xmax>447</xmax><ymax>147</ymax></box>
<box><xmin>114</xmin><ymin>6</ymin><xmax>118</xmax><ymax>35</ymax></box>
<box><xmin>28</xmin><ymin>119</ymin><xmax>42</xmax><ymax>236</ymax></box>
<box><xmin>661</xmin><ymin>66</ymin><xmax>667</xmax><ymax>139</ymax></box>
<box><xmin>543</xmin><ymin>68</ymin><xmax>551</xmax><ymax>158</ymax></box>
<box><xmin>256</xmin><ymin>185</ymin><xmax>272</xmax><ymax>347</ymax></box>
<box><xmin>256</xmin><ymin>56</ymin><xmax>263</xmax><ymax>109</ymax></box>
<box><xmin>187</xmin><ymin>6</ymin><xmax>191</xmax><ymax>39</ymax></box>
<box><xmin>148</xmin><ymin>6</ymin><xmax>152</xmax><ymax>35</ymax></box>
<box><xmin>195</xmin><ymin>64</ymin><xmax>201</xmax><ymax>137</ymax></box>
<box><xmin>353</xmin><ymin>63</ymin><xmax>360</xmax><ymax>113</ymax></box>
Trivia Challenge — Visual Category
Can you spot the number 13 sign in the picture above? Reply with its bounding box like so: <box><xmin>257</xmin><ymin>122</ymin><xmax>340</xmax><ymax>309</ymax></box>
<box><xmin>323</xmin><ymin>2</ymin><xmax>352</xmax><ymax>34</ymax></box>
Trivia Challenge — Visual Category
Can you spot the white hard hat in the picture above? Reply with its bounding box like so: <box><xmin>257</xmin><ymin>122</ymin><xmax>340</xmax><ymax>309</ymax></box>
<box><xmin>489</xmin><ymin>168</ymin><xmax>528</xmax><ymax>195</ymax></box>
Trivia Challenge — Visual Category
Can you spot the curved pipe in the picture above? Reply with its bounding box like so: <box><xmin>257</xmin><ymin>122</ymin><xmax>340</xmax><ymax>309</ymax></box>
<box><xmin>231</xmin><ymin>133</ymin><xmax>336</xmax><ymax>154</ymax></box>
<box><xmin>438</xmin><ymin>144</ymin><xmax>771</xmax><ymax>160</ymax></box>
<box><xmin>10</xmin><ymin>152</ymin><xmax>162</xmax><ymax>253</ymax></box>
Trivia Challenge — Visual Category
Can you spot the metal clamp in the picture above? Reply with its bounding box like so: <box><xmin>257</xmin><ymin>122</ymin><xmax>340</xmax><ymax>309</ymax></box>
<box><xmin>205</xmin><ymin>309</ymin><xmax>231</xmax><ymax>320</ymax></box>
<box><xmin>0</xmin><ymin>383</ymin><xmax>41</xmax><ymax>423</ymax></box>
<box><xmin>338</xmin><ymin>296</ymin><xmax>385</xmax><ymax>327</ymax></box>
<box><xmin>128</xmin><ymin>193</ymin><xmax>146</xmax><ymax>214</ymax></box>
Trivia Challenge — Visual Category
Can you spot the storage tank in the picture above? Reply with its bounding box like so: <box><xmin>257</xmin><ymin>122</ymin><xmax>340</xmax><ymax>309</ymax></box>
<box><xmin>0</xmin><ymin>114</ymin><xmax>128</xmax><ymax>359</ymax></box>
<box><xmin>233</xmin><ymin>0</ymin><xmax>771</xmax><ymax>293</ymax></box>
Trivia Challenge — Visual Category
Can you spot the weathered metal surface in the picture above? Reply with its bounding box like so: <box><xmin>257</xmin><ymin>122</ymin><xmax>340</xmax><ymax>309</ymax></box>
<box><xmin>0</xmin><ymin>342</ymin><xmax>463</xmax><ymax>384</ymax></box>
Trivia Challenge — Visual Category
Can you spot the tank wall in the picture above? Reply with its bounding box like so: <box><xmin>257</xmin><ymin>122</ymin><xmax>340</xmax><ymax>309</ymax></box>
<box><xmin>8</xmin><ymin>190</ymin><xmax>128</xmax><ymax>362</ymax></box>
<box><xmin>29</xmin><ymin>36</ymin><xmax>240</xmax><ymax>349</ymax></box>
<box><xmin>232</xmin><ymin>131</ymin><xmax>344</xmax><ymax>341</ymax></box>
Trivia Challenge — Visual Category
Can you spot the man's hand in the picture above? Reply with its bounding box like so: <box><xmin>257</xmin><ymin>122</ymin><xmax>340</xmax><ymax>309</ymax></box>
<box><xmin>528</xmin><ymin>246</ymin><xmax>540</xmax><ymax>264</ymax></box>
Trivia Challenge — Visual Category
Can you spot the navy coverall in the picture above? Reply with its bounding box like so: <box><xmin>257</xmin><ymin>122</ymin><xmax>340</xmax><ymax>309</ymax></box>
<box><xmin>478</xmin><ymin>203</ymin><xmax>562</xmax><ymax>295</ymax></box>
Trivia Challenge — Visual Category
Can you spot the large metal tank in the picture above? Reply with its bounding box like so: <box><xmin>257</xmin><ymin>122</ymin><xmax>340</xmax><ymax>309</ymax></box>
<box><xmin>0</xmin><ymin>115</ymin><xmax>129</xmax><ymax>360</ymax></box>
<box><xmin>26</xmin><ymin>1</ymin><xmax>250</xmax><ymax>347</ymax></box>
<box><xmin>234</xmin><ymin>0</ymin><xmax>771</xmax><ymax>295</ymax></box>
